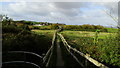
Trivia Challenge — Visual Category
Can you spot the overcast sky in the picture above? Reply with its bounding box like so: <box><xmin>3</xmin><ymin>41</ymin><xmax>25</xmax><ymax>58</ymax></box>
<box><xmin>0</xmin><ymin>1</ymin><xmax>119</xmax><ymax>26</ymax></box>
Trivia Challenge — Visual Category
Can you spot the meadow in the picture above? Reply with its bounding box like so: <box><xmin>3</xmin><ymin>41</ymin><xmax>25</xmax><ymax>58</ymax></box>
<box><xmin>61</xmin><ymin>30</ymin><xmax>119</xmax><ymax>67</ymax></box>
<box><xmin>32</xmin><ymin>29</ymin><xmax>119</xmax><ymax>67</ymax></box>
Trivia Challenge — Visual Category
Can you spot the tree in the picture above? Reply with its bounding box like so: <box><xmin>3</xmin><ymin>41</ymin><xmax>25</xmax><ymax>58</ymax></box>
<box><xmin>0</xmin><ymin>14</ymin><xmax>5</xmax><ymax>22</ymax></box>
<box><xmin>2</xmin><ymin>15</ymin><xmax>13</xmax><ymax>25</ymax></box>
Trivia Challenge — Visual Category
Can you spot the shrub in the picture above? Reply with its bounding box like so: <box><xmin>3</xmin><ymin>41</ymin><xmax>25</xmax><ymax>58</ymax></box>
<box><xmin>2</xmin><ymin>27</ymin><xmax>52</xmax><ymax>55</ymax></box>
<box><xmin>49</xmin><ymin>24</ymin><xmax>59</xmax><ymax>29</ymax></box>
<box><xmin>2</xmin><ymin>25</ymin><xmax>22</xmax><ymax>33</ymax></box>
<box><xmin>63</xmin><ymin>24</ymin><xmax>107</xmax><ymax>32</ymax></box>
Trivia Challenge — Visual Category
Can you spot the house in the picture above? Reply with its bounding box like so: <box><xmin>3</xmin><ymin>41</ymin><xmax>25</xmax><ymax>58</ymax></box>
<box><xmin>33</xmin><ymin>24</ymin><xmax>43</xmax><ymax>26</ymax></box>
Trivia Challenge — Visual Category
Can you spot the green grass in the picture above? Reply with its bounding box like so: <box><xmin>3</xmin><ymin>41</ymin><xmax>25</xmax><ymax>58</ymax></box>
<box><xmin>60</xmin><ymin>30</ymin><xmax>117</xmax><ymax>39</ymax></box>
<box><xmin>106</xmin><ymin>28</ymin><xmax>118</xmax><ymax>33</ymax></box>
<box><xmin>32</xmin><ymin>30</ymin><xmax>119</xmax><ymax>67</ymax></box>
<box><xmin>60</xmin><ymin>30</ymin><xmax>119</xmax><ymax>67</ymax></box>
<box><xmin>5</xmin><ymin>28</ymin><xmax>119</xmax><ymax>67</ymax></box>
<box><xmin>31</xmin><ymin>30</ymin><xmax>55</xmax><ymax>37</ymax></box>
<box><xmin>32</xmin><ymin>30</ymin><xmax>55</xmax><ymax>34</ymax></box>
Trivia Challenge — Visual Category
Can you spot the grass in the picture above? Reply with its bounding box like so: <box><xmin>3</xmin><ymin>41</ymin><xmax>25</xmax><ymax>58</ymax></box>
<box><xmin>32</xmin><ymin>30</ymin><xmax>119</xmax><ymax>67</ymax></box>
<box><xmin>60</xmin><ymin>30</ymin><xmax>119</xmax><ymax>67</ymax></box>
<box><xmin>32</xmin><ymin>30</ymin><xmax>117</xmax><ymax>39</ymax></box>
<box><xmin>32</xmin><ymin>30</ymin><xmax>55</xmax><ymax>35</ymax></box>
<box><xmin>3</xmin><ymin>29</ymin><xmax>55</xmax><ymax>55</ymax></box>
<box><xmin>4</xmin><ymin>28</ymin><xmax>119</xmax><ymax>67</ymax></box>
<box><xmin>106</xmin><ymin>28</ymin><xmax>118</xmax><ymax>33</ymax></box>
<box><xmin>60</xmin><ymin>30</ymin><xmax>117</xmax><ymax>39</ymax></box>
<box><xmin>2</xmin><ymin>26</ymin><xmax>57</xmax><ymax>68</ymax></box>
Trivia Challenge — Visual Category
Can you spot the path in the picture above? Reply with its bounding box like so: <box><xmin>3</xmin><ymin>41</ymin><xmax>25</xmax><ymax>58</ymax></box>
<box><xmin>56</xmin><ymin>39</ymin><xmax>64</xmax><ymax>67</ymax></box>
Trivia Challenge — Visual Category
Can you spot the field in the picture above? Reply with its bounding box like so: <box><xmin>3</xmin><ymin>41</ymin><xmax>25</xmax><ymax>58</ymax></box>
<box><xmin>32</xmin><ymin>30</ymin><xmax>120</xmax><ymax>67</ymax></box>
<box><xmin>32</xmin><ymin>30</ymin><xmax>55</xmax><ymax>36</ymax></box>
<box><xmin>61</xmin><ymin>30</ymin><xmax>117</xmax><ymax>39</ymax></box>
<box><xmin>1</xmin><ymin>3</ymin><xmax>119</xmax><ymax>68</ymax></box>
<box><xmin>2</xmin><ymin>24</ymin><xmax>119</xmax><ymax>68</ymax></box>
<box><xmin>106</xmin><ymin>28</ymin><xmax>118</xmax><ymax>33</ymax></box>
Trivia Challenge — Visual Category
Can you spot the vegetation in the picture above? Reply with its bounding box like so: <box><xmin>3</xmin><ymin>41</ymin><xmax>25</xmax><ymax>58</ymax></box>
<box><xmin>60</xmin><ymin>30</ymin><xmax>119</xmax><ymax>67</ymax></box>
<box><xmin>2</xmin><ymin>15</ymin><xmax>119</xmax><ymax>68</ymax></box>
<box><xmin>2</xmin><ymin>16</ymin><xmax>54</xmax><ymax>56</ymax></box>
<box><xmin>106</xmin><ymin>28</ymin><xmax>118</xmax><ymax>33</ymax></box>
<box><xmin>63</xmin><ymin>24</ymin><xmax>108</xmax><ymax>32</ymax></box>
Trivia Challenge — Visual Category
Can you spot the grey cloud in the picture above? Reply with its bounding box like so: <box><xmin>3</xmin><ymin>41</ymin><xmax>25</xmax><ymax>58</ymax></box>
<box><xmin>7</xmin><ymin>2</ymin><xmax>84</xmax><ymax>17</ymax></box>
<box><xmin>55</xmin><ymin>8</ymin><xmax>81</xmax><ymax>16</ymax></box>
<box><xmin>9</xmin><ymin>2</ymin><xmax>51</xmax><ymax>16</ymax></box>
<box><xmin>53</xmin><ymin>2</ymin><xmax>86</xmax><ymax>9</ymax></box>
<box><xmin>49</xmin><ymin>2</ymin><xmax>88</xmax><ymax>17</ymax></box>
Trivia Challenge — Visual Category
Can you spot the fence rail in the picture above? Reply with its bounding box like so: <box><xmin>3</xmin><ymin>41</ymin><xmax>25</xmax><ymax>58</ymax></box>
<box><xmin>58</xmin><ymin>33</ymin><xmax>109</xmax><ymax>68</ymax></box>
<box><xmin>2</xmin><ymin>30</ymin><xmax>110</xmax><ymax>68</ymax></box>
<box><xmin>2</xmin><ymin>51</ymin><xmax>43</xmax><ymax>68</ymax></box>
<box><xmin>43</xmin><ymin>30</ymin><xmax>57</xmax><ymax>67</ymax></box>
<box><xmin>2</xmin><ymin>61</ymin><xmax>41</xmax><ymax>68</ymax></box>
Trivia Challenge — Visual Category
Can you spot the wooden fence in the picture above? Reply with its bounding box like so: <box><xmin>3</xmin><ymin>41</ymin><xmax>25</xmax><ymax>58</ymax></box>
<box><xmin>58</xmin><ymin>33</ymin><xmax>109</xmax><ymax>68</ymax></box>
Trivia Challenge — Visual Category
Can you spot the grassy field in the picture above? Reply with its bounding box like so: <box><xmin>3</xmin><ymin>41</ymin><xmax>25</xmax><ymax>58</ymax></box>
<box><xmin>60</xmin><ymin>30</ymin><xmax>119</xmax><ymax>67</ymax></box>
<box><xmin>106</xmin><ymin>28</ymin><xmax>118</xmax><ymax>33</ymax></box>
<box><xmin>32</xmin><ymin>30</ymin><xmax>119</xmax><ymax>67</ymax></box>
<box><xmin>2</xmin><ymin>19</ymin><xmax>119</xmax><ymax>68</ymax></box>
<box><xmin>32</xmin><ymin>30</ymin><xmax>117</xmax><ymax>38</ymax></box>
<box><xmin>32</xmin><ymin>30</ymin><xmax>55</xmax><ymax>35</ymax></box>
<box><xmin>60</xmin><ymin>30</ymin><xmax>117</xmax><ymax>39</ymax></box>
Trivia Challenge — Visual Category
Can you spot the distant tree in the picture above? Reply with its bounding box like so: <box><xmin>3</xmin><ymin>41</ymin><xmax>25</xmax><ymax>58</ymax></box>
<box><xmin>50</xmin><ymin>24</ymin><xmax>59</xmax><ymax>29</ymax></box>
<box><xmin>82</xmin><ymin>24</ymin><xmax>94</xmax><ymax>29</ymax></box>
<box><xmin>0</xmin><ymin>14</ymin><xmax>5</xmax><ymax>22</ymax></box>
<box><xmin>2</xmin><ymin>15</ymin><xmax>13</xmax><ymax>25</ymax></box>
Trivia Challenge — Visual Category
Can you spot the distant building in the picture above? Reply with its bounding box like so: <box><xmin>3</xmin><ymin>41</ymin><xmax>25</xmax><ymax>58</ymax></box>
<box><xmin>33</xmin><ymin>24</ymin><xmax>43</xmax><ymax>26</ymax></box>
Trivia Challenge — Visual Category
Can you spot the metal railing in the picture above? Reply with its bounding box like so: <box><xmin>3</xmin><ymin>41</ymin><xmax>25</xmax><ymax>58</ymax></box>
<box><xmin>2</xmin><ymin>51</ymin><xmax>43</xmax><ymax>68</ymax></box>
<box><xmin>2</xmin><ymin>61</ymin><xmax>41</xmax><ymax>68</ymax></box>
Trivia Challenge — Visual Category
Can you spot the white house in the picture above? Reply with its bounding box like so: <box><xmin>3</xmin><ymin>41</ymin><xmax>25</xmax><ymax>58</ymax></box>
<box><xmin>33</xmin><ymin>24</ymin><xmax>43</xmax><ymax>26</ymax></box>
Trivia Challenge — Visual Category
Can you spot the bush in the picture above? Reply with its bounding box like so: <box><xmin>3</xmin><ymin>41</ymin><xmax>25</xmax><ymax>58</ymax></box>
<box><xmin>2</xmin><ymin>25</ymin><xmax>22</xmax><ymax>33</ymax></box>
<box><xmin>2</xmin><ymin>28</ymin><xmax>52</xmax><ymax>55</ymax></box>
<box><xmin>49</xmin><ymin>24</ymin><xmax>59</xmax><ymax>29</ymax></box>
<box><xmin>63</xmin><ymin>24</ymin><xmax>107</xmax><ymax>32</ymax></box>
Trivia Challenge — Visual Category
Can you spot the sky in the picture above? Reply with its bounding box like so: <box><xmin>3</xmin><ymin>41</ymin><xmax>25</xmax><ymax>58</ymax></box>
<box><xmin>0</xmin><ymin>0</ymin><xmax>119</xmax><ymax>26</ymax></box>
